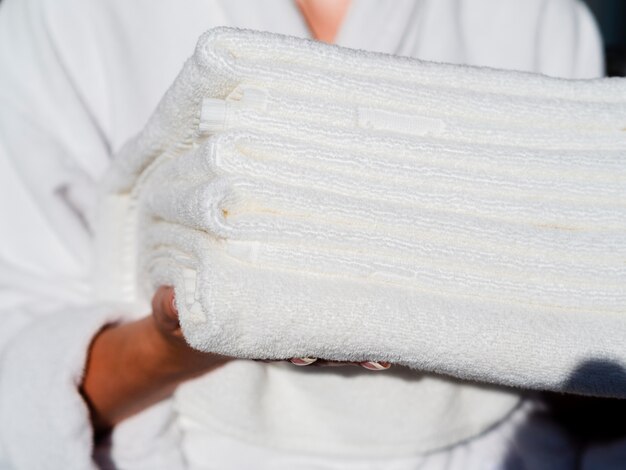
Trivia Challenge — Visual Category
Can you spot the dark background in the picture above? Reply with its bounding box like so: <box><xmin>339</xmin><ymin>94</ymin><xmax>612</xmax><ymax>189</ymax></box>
<box><xmin>583</xmin><ymin>0</ymin><xmax>626</xmax><ymax>76</ymax></box>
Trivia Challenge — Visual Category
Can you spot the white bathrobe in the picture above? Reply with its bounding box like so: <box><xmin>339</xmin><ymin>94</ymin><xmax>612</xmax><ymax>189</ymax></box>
<box><xmin>1</xmin><ymin>0</ymin><xmax>623</xmax><ymax>469</ymax></box>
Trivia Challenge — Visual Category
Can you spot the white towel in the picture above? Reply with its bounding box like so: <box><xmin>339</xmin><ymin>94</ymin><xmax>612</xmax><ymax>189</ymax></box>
<box><xmin>98</xmin><ymin>27</ymin><xmax>626</xmax><ymax>402</ymax></box>
<box><xmin>104</xmin><ymin>27</ymin><xmax>626</xmax><ymax>194</ymax></box>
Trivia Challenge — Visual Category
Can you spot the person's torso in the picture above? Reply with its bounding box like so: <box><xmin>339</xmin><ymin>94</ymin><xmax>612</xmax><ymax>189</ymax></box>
<box><xmin>41</xmin><ymin>0</ymin><xmax>601</xmax><ymax>467</ymax></box>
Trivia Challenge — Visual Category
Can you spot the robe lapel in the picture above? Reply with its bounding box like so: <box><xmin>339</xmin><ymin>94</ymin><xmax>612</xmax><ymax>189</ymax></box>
<box><xmin>216</xmin><ymin>0</ymin><xmax>311</xmax><ymax>38</ymax></box>
<box><xmin>334</xmin><ymin>0</ymin><xmax>425</xmax><ymax>54</ymax></box>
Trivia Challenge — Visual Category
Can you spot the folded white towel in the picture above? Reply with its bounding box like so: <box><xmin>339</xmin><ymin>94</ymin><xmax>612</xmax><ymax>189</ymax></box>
<box><xmin>98</xmin><ymin>27</ymin><xmax>626</xmax><ymax>403</ymax></box>
<box><xmin>105</xmin><ymin>27</ymin><xmax>626</xmax><ymax>193</ymax></box>
<box><xmin>143</xmin><ymin>131</ymin><xmax>624</xmax><ymax>308</ymax></box>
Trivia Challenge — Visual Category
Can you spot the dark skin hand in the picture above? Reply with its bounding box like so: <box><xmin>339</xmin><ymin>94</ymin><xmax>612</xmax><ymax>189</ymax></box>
<box><xmin>80</xmin><ymin>286</ymin><xmax>390</xmax><ymax>437</ymax></box>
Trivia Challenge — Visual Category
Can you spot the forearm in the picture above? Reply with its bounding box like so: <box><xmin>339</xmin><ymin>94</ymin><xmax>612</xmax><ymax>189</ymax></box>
<box><xmin>80</xmin><ymin>315</ymin><xmax>226</xmax><ymax>436</ymax></box>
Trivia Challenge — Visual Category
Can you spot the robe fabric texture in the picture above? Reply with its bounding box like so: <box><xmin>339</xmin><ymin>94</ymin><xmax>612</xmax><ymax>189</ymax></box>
<box><xmin>0</xmin><ymin>1</ymin><xmax>619</xmax><ymax>469</ymax></box>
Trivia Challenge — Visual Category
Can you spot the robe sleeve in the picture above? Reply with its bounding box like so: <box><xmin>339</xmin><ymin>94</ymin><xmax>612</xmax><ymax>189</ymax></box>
<box><xmin>0</xmin><ymin>0</ymin><xmax>125</xmax><ymax>467</ymax></box>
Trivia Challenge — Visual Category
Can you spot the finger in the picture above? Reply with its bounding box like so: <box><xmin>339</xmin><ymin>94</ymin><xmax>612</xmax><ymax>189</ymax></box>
<box><xmin>289</xmin><ymin>357</ymin><xmax>318</xmax><ymax>366</ymax></box>
<box><xmin>289</xmin><ymin>359</ymin><xmax>362</xmax><ymax>368</ymax></box>
<box><xmin>313</xmin><ymin>360</ymin><xmax>358</xmax><ymax>367</ymax></box>
<box><xmin>360</xmin><ymin>361</ymin><xmax>391</xmax><ymax>371</ymax></box>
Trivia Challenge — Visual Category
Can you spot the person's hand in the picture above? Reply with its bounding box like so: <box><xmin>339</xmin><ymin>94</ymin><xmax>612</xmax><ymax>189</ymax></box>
<box><xmin>150</xmin><ymin>285</ymin><xmax>232</xmax><ymax>374</ymax></box>
<box><xmin>80</xmin><ymin>287</ymin><xmax>229</xmax><ymax>437</ymax></box>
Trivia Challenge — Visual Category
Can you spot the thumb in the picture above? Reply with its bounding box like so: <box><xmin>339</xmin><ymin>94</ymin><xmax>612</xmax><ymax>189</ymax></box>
<box><xmin>151</xmin><ymin>286</ymin><xmax>182</xmax><ymax>335</ymax></box>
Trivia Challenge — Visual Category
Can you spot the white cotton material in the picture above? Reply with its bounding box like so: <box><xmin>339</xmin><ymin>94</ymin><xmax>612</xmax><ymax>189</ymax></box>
<box><xmin>103</xmin><ymin>27</ymin><xmax>626</xmax><ymax>195</ymax></box>
<box><xmin>97</xmin><ymin>26</ymin><xmax>626</xmax><ymax>455</ymax></box>
<box><xmin>0</xmin><ymin>0</ymin><xmax>610</xmax><ymax>466</ymax></box>
<box><xmin>0</xmin><ymin>303</ymin><xmax>123</xmax><ymax>470</ymax></box>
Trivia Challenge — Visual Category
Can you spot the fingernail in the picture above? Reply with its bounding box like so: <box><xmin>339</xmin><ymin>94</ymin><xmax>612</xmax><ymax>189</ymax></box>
<box><xmin>361</xmin><ymin>361</ymin><xmax>391</xmax><ymax>371</ymax></box>
<box><xmin>170</xmin><ymin>293</ymin><xmax>178</xmax><ymax>313</ymax></box>
<box><xmin>290</xmin><ymin>357</ymin><xmax>318</xmax><ymax>366</ymax></box>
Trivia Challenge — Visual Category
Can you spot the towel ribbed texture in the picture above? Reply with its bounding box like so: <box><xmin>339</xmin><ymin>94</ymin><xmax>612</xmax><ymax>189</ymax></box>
<box><xmin>99</xmin><ymin>27</ymin><xmax>626</xmax><ymax>399</ymax></box>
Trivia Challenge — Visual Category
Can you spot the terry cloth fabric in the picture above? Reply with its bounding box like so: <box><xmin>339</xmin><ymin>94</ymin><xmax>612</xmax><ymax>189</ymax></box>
<box><xmin>97</xmin><ymin>26</ymin><xmax>625</xmax><ymax>455</ymax></box>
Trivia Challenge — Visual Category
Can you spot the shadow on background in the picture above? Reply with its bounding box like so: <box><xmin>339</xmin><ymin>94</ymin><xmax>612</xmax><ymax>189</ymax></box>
<box><xmin>584</xmin><ymin>0</ymin><xmax>626</xmax><ymax>76</ymax></box>
<box><xmin>542</xmin><ymin>360</ymin><xmax>626</xmax><ymax>443</ymax></box>
<box><xmin>501</xmin><ymin>359</ymin><xmax>626</xmax><ymax>469</ymax></box>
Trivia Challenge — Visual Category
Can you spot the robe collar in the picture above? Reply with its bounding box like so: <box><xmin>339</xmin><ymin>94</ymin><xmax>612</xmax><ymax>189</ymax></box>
<box><xmin>217</xmin><ymin>0</ymin><xmax>423</xmax><ymax>55</ymax></box>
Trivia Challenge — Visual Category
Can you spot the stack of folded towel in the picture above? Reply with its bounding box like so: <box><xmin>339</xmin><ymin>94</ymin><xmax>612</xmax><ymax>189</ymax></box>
<box><xmin>98</xmin><ymin>27</ymin><xmax>626</xmax><ymax>397</ymax></box>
